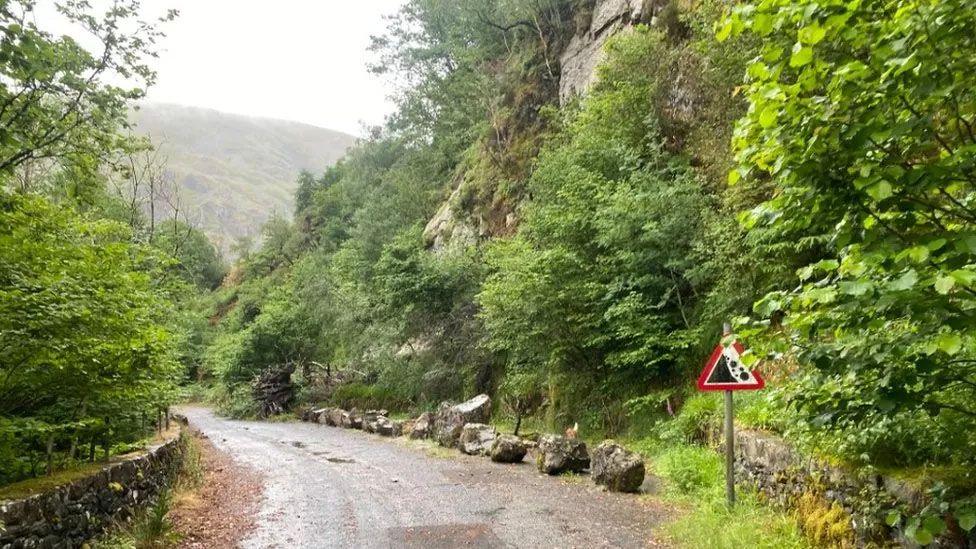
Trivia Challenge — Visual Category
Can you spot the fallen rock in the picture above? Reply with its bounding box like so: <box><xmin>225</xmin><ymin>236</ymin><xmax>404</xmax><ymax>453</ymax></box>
<box><xmin>434</xmin><ymin>394</ymin><xmax>492</xmax><ymax>448</ymax></box>
<box><xmin>326</xmin><ymin>408</ymin><xmax>344</xmax><ymax>427</ymax></box>
<box><xmin>490</xmin><ymin>434</ymin><xmax>528</xmax><ymax>463</ymax></box>
<box><xmin>362</xmin><ymin>410</ymin><xmax>382</xmax><ymax>433</ymax></box>
<box><xmin>591</xmin><ymin>440</ymin><xmax>645</xmax><ymax>493</ymax></box>
<box><xmin>459</xmin><ymin>423</ymin><xmax>497</xmax><ymax>456</ymax></box>
<box><xmin>410</xmin><ymin>412</ymin><xmax>433</xmax><ymax>439</ymax></box>
<box><xmin>376</xmin><ymin>417</ymin><xmax>402</xmax><ymax>437</ymax></box>
<box><xmin>315</xmin><ymin>408</ymin><xmax>332</xmax><ymax>424</ymax></box>
<box><xmin>537</xmin><ymin>435</ymin><xmax>590</xmax><ymax>475</ymax></box>
<box><xmin>348</xmin><ymin>408</ymin><xmax>363</xmax><ymax>429</ymax></box>
<box><xmin>340</xmin><ymin>409</ymin><xmax>363</xmax><ymax>429</ymax></box>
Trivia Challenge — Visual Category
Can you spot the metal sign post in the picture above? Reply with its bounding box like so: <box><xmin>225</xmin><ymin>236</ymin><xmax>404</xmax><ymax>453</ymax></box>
<box><xmin>724</xmin><ymin>388</ymin><xmax>735</xmax><ymax>506</ymax></box>
<box><xmin>696</xmin><ymin>322</ymin><xmax>765</xmax><ymax>508</ymax></box>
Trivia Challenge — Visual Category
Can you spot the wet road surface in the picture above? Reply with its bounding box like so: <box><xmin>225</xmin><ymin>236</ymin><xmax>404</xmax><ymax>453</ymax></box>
<box><xmin>182</xmin><ymin>408</ymin><xmax>670</xmax><ymax>548</ymax></box>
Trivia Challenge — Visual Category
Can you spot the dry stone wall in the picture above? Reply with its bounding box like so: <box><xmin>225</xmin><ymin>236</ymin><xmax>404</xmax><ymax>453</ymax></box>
<box><xmin>0</xmin><ymin>434</ymin><xmax>185</xmax><ymax>549</ymax></box>
<box><xmin>734</xmin><ymin>429</ymin><xmax>974</xmax><ymax>547</ymax></box>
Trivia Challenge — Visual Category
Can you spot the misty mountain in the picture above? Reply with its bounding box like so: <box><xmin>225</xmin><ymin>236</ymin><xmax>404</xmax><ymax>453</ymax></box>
<box><xmin>130</xmin><ymin>103</ymin><xmax>357</xmax><ymax>254</ymax></box>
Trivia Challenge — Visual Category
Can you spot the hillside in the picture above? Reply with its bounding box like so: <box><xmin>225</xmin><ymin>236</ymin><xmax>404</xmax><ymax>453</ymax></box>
<box><xmin>130</xmin><ymin>103</ymin><xmax>357</xmax><ymax>253</ymax></box>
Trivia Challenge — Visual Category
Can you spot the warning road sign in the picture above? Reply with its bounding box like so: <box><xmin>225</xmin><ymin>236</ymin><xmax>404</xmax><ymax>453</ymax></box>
<box><xmin>697</xmin><ymin>341</ymin><xmax>764</xmax><ymax>391</ymax></box>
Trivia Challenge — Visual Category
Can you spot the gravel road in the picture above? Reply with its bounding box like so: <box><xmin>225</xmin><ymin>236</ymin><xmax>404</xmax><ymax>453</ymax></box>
<box><xmin>182</xmin><ymin>408</ymin><xmax>670</xmax><ymax>548</ymax></box>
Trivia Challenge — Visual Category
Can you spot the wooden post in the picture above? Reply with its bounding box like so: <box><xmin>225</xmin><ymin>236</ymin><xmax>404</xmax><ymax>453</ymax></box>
<box><xmin>722</xmin><ymin>321</ymin><xmax>736</xmax><ymax>507</ymax></box>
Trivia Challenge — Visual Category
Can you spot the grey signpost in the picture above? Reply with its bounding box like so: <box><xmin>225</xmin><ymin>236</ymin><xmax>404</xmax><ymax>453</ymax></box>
<box><xmin>696</xmin><ymin>322</ymin><xmax>765</xmax><ymax>508</ymax></box>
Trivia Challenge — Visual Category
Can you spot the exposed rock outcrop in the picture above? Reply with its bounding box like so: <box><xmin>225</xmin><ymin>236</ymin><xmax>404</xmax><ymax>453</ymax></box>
<box><xmin>591</xmin><ymin>440</ymin><xmax>645</xmax><ymax>493</ymax></box>
<box><xmin>537</xmin><ymin>435</ymin><xmax>590</xmax><ymax>475</ymax></box>
<box><xmin>490</xmin><ymin>434</ymin><xmax>528</xmax><ymax>463</ymax></box>
<box><xmin>326</xmin><ymin>408</ymin><xmax>345</xmax><ymax>427</ymax></box>
<box><xmin>559</xmin><ymin>0</ymin><xmax>650</xmax><ymax>104</ymax></box>
<box><xmin>423</xmin><ymin>185</ymin><xmax>481</xmax><ymax>253</ymax></box>
<box><xmin>459</xmin><ymin>423</ymin><xmax>497</xmax><ymax>456</ymax></box>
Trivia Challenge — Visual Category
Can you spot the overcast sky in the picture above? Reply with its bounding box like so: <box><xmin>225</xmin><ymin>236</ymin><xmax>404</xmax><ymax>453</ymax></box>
<box><xmin>98</xmin><ymin>1</ymin><xmax>405</xmax><ymax>137</ymax></box>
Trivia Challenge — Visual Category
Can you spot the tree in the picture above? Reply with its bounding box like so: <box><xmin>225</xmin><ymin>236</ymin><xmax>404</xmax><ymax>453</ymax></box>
<box><xmin>728</xmin><ymin>0</ymin><xmax>976</xmax><ymax>463</ymax></box>
<box><xmin>0</xmin><ymin>1</ymin><xmax>176</xmax><ymax>177</ymax></box>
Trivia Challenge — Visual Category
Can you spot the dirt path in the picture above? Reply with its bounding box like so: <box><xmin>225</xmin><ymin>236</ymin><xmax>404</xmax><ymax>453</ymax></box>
<box><xmin>182</xmin><ymin>408</ymin><xmax>671</xmax><ymax>548</ymax></box>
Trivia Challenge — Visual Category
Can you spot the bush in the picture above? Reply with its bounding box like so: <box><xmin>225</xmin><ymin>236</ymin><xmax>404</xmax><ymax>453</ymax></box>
<box><xmin>658</xmin><ymin>394</ymin><xmax>721</xmax><ymax>445</ymax></box>
<box><xmin>329</xmin><ymin>383</ymin><xmax>410</xmax><ymax>411</ymax></box>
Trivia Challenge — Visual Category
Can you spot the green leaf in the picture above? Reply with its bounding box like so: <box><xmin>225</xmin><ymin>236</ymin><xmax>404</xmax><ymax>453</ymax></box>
<box><xmin>716</xmin><ymin>20</ymin><xmax>733</xmax><ymax>42</ymax></box>
<box><xmin>888</xmin><ymin>270</ymin><xmax>918</xmax><ymax>291</ymax></box>
<box><xmin>914</xmin><ymin>528</ymin><xmax>934</xmax><ymax>545</ymax></box>
<box><xmin>839</xmin><ymin>280</ymin><xmax>872</xmax><ymax>296</ymax></box>
<box><xmin>886</xmin><ymin>511</ymin><xmax>901</xmax><ymax>527</ymax></box>
<box><xmin>728</xmin><ymin>169</ymin><xmax>741</xmax><ymax>185</ymax></box>
<box><xmin>866</xmin><ymin>181</ymin><xmax>892</xmax><ymax>201</ymax></box>
<box><xmin>798</xmin><ymin>24</ymin><xmax>826</xmax><ymax>44</ymax></box>
<box><xmin>790</xmin><ymin>43</ymin><xmax>813</xmax><ymax>67</ymax></box>
<box><xmin>934</xmin><ymin>275</ymin><xmax>955</xmax><ymax>294</ymax></box>
<box><xmin>958</xmin><ymin>512</ymin><xmax>976</xmax><ymax>532</ymax></box>
<box><xmin>759</xmin><ymin>106</ymin><xmax>778</xmax><ymax>128</ymax></box>
<box><xmin>936</xmin><ymin>333</ymin><xmax>962</xmax><ymax>355</ymax></box>
<box><xmin>922</xmin><ymin>516</ymin><xmax>946</xmax><ymax>536</ymax></box>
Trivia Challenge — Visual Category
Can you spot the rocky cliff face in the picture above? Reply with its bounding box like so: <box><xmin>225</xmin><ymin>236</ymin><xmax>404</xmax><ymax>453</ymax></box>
<box><xmin>559</xmin><ymin>0</ymin><xmax>651</xmax><ymax>104</ymax></box>
<box><xmin>423</xmin><ymin>0</ymin><xmax>655</xmax><ymax>251</ymax></box>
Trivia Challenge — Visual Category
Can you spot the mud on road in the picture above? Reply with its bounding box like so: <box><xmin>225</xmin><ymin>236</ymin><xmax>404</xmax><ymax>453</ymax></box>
<box><xmin>181</xmin><ymin>408</ymin><xmax>671</xmax><ymax>548</ymax></box>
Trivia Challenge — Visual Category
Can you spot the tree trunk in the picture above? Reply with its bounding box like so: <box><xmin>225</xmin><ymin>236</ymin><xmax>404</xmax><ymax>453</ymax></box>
<box><xmin>45</xmin><ymin>434</ymin><xmax>55</xmax><ymax>476</ymax></box>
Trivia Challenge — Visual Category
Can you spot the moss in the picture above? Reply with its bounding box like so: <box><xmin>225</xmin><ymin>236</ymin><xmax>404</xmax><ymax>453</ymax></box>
<box><xmin>794</xmin><ymin>492</ymin><xmax>856</xmax><ymax>548</ymax></box>
<box><xmin>0</xmin><ymin>463</ymin><xmax>108</xmax><ymax>501</ymax></box>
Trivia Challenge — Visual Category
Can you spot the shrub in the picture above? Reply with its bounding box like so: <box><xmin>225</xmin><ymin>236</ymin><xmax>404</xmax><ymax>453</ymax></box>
<box><xmin>659</xmin><ymin>394</ymin><xmax>721</xmax><ymax>445</ymax></box>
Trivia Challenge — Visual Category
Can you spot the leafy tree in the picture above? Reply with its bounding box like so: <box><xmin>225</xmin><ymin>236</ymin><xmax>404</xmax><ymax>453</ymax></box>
<box><xmin>0</xmin><ymin>0</ymin><xmax>175</xmax><ymax>177</ymax></box>
<box><xmin>728</xmin><ymin>0</ymin><xmax>976</xmax><ymax>463</ymax></box>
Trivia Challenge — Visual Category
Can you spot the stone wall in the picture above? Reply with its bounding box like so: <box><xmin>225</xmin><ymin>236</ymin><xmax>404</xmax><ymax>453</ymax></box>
<box><xmin>0</xmin><ymin>434</ymin><xmax>186</xmax><ymax>549</ymax></box>
<box><xmin>734</xmin><ymin>429</ymin><xmax>974</xmax><ymax>547</ymax></box>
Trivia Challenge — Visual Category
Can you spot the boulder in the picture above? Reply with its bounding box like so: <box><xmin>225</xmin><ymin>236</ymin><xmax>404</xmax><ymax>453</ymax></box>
<box><xmin>340</xmin><ymin>409</ymin><xmax>362</xmax><ymax>429</ymax></box>
<box><xmin>537</xmin><ymin>435</ymin><xmax>590</xmax><ymax>475</ymax></box>
<box><xmin>410</xmin><ymin>412</ymin><xmax>433</xmax><ymax>439</ymax></box>
<box><xmin>490</xmin><ymin>434</ymin><xmax>528</xmax><ymax>463</ymax></box>
<box><xmin>315</xmin><ymin>408</ymin><xmax>333</xmax><ymax>424</ymax></box>
<box><xmin>348</xmin><ymin>408</ymin><xmax>363</xmax><ymax>429</ymax></box>
<box><xmin>376</xmin><ymin>417</ymin><xmax>402</xmax><ymax>437</ymax></box>
<box><xmin>326</xmin><ymin>408</ymin><xmax>345</xmax><ymax>427</ymax></box>
<box><xmin>459</xmin><ymin>423</ymin><xmax>497</xmax><ymax>456</ymax></box>
<box><xmin>434</xmin><ymin>394</ymin><xmax>492</xmax><ymax>448</ymax></box>
<box><xmin>362</xmin><ymin>410</ymin><xmax>382</xmax><ymax>433</ymax></box>
<box><xmin>591</xmin><ymin>440</ymin><xmax>645</xmax><ymax>493</ymax></box>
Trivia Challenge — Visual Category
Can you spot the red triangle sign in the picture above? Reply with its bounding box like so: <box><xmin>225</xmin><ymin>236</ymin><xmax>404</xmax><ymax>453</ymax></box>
<box><xmin>697</xmin><ymin>341</ymin><xmax>765</xmax><ymax>391</ymax></box>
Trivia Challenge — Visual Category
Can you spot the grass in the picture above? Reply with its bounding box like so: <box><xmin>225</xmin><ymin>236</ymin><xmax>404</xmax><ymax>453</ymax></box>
<box><xmin>645</xmin><ymin>443</ymin><xmax>811</xmax><ymax>549</ymax></box>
